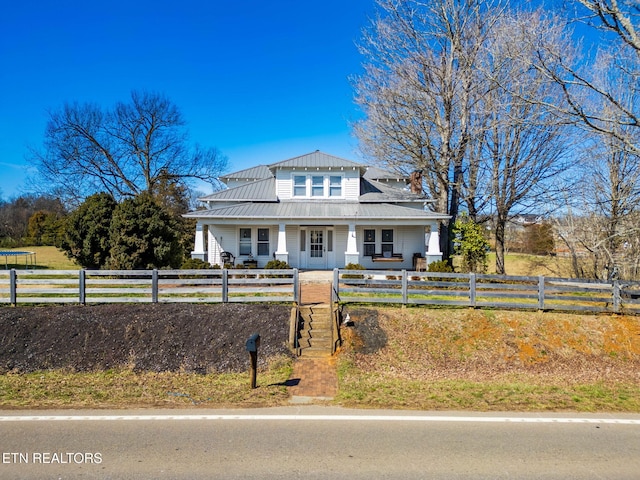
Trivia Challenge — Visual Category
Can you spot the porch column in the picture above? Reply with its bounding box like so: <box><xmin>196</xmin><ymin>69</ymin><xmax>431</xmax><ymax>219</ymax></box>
<box><xmin>191</xmin><ymin>222</ymin><xmax>206</xmax><ymax>261</ymax></box>
<box><xmin>345</xmin><ymin>222</ymin><xmax>359</xmax><ymax>266</ymax></box>
<box><xmin>426</xmin><ymin>222</ymin><xmax>442</xmax><ymax>264</ymax></box>
<box><xmin>274</xmin><ymin>223</ymin><xmax>289</xmax><ymax>264</ymax></box>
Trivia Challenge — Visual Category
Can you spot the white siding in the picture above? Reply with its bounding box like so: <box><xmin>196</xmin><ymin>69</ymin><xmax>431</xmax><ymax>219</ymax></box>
<box><xmin>207</xmin><ymin>225</ymin><xmax>236</xmax><ymax>265</ymax></box>
<box><xmin>285</xmin><ymin>226</ymin><xmax>300</xmax><ymax>268</ymax></box>
<box><xmin>334</xmin><ymin>225</ymin><xmax>349</xmax><ymax>268</ymax></box>
<box><xmin>275</xmin><ymin>169</ymin><xmax>292</xmax><ymax>199</ymax></box>
<box><xmin>356</xmin><ymin>225</ymin><xmax>425</xmax><ymax>270</ymax></box>
<box><xmin>275</xmin><ymin>168</ymin><xmax>361</xmax><ymax>200</ymax></box>
<box><xmin>343</xmin><ymin>170</ymin><xmax>361</xmax><ymax>200</ymax></box>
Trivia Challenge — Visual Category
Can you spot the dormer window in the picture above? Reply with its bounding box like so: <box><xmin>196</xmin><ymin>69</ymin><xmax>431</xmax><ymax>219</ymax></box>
<box><xmin>293</xmin><ymin>175</ymin><xmax>306</xmax><ymax>196</ymax></box>
<box><xmin>311</xmin><ymin>175</ymin><xmax>324</xmax><ymax>197</ymax></box>
<box><xmin>292</xmin><ymin>173</ymin><xmax>343</xmax><ymax>198</ymax></box>
<box><xmin>329</xmin><ymin>175</ymin><xmax>342</xmax><ymax>197</ymax></box>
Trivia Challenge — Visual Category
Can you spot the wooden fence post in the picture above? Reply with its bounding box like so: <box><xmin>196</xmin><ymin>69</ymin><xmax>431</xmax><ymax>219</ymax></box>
<box><xmin>293</xmin><ymin>268</ymin><xmax>300</xmax><ymax>304</ymax></box>
<box><xmin>538</xmin><ymin>276</ymin><xmax>545</xmax><ymax>311</ymax></box>
<box><xmin>469</xmin><ymin>273</ymin><xmax>476</xmax><ymax>308</ymax></box>
<box><xmin>222</xmin><ymin>269</ymin><xmax>228</xmax><ymax>303</ymax></box>
<box><xmin>10</xmin><ymin>269</ymin><xmax>16</xmax><ymax>306</ymax></box>
<box><xmin>402</xmin><ymin>270</ymin><xmax>408</xmax><ymax>305</ymax></box>
<box><xmin>613</xmin><ymin>280</ymin><xmax>621</xmax><ymax>314</ymax></box>
<box><xmin>79</xmin><ymin>269</ymin><xmax>86</xmax><ymax>305</ymax></box>
<box><xmin>152</xmin><ymin>269</ymin><xmax>159</xmax><ymax>303</ymax></box>
<box><xmin>333</xmin><ymin>268</ymin><xmax>340</xmax><ymax>302</ymax></box>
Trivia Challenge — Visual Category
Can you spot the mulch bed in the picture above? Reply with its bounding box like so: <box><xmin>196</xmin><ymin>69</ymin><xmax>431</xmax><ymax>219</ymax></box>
<box><xmin>0</xmin><ymin>303</ymin><xmax>294</xmax><ymax>374</ymax></box>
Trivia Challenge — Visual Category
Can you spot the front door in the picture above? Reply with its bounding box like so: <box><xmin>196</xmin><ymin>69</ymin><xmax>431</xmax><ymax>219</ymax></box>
<box><xmin>308</xmin><ymin>228</ymin><xmax>326</xmax><ymax>269</ymax></box>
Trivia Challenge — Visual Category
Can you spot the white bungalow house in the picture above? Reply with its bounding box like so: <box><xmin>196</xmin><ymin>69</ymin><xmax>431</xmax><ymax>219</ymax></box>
<box><xmin>185</xmin><ymin>151</ymin><xmax>447</xmax><ymax>270</ymax></box>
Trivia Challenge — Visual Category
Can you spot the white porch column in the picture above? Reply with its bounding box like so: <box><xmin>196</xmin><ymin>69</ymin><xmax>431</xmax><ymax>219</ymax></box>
<box><xmin>345</xmin><ymin>222</ymin><xmax>360</xmax><ymax>265</ymax></box>
<box><xmin>274</xmin><ymin>223</ymin><xmax>289</xmax><ymax>264</ymax></box>
<box><xmin>426</xmin><ymin>222</ymin><xmax>443</xmax><ymax>263</ymax></box>
<box><xmin>191</xmin><ymin>222</ymin><xmax>206</xmax><ymax>261</ymax></box>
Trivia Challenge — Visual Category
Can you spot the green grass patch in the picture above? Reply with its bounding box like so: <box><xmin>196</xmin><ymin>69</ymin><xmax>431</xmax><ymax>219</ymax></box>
<box><xmin>335</xmin><ymin>368</ymin><xmax>640</xmax><ymax>412</ymax></box>
<box><xmin>0</xmin><ymin>355</ymin><xmax>294</xmax><ymax>409</ymax></box>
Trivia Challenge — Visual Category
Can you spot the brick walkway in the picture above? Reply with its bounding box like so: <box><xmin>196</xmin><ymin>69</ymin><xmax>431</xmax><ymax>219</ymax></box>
<box><xmin>289</xmin><ymin>275</ymin><xmax>338</xmax><ymax>403</ymax></box>
<box><xmin>288</xmin><ymin>356</ymin><xmax>338</xmax><ymax>402</ymax></box>
<box><xmin>300</xmin><ymin>282</ymin><xmax>331</xmax><ymax>305</ymax></box>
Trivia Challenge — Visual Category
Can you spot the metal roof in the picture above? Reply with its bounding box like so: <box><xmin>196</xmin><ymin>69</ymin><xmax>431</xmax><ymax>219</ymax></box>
<box><xmin>219</xmin><ymin>165</ymin><xmax>273</xmax><ymax>182</ymax></box>
<box><xmin>269</xmin><ymin>151</ymin><xmax>366</xmax><ymax>170</ymax></box>
<box><xmin>199</xmin><ymin>178</ymin><xmax>277</xmax><ymax>202</ymax></box>
<box><xmin>359</xmin><ymin>178</ymin><xmax>426</xmax><ymax>203</ymax></box>
<box><xmin>185</xmin><ymin>201</ymin><xmax>447</xmax><ymax>222</ymax></box>
<box><xmin>363</xmin><ymin>165</ymin><xmax>407</xmax><ymax>181</ymax></box>
<box><xmin>219</xmin><ymin>151</ymin><xmax>408</xmax><ymax>183</ymax></box>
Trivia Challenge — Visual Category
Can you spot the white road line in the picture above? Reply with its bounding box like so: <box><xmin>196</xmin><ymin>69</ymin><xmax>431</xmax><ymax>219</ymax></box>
<box><xmin>0</xmin><ymin>414</ymin><xmax>639</xmax><ymax>424</ymax></box>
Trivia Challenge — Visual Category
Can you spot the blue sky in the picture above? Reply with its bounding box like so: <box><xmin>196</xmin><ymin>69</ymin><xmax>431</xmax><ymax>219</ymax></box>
<box><xmin>0</xmin><ymin>0</ymin><xmax>376</xmax><ymax>199</ymax></box>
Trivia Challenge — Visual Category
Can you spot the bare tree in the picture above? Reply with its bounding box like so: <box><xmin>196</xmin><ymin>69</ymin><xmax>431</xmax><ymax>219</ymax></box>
<box><xmin>576</xmin><ymin>0</ymin><xmax>640</xmax><ymax>51</ymax></box>
<box><xmin>476</xmin><ymin>11</ymin><xmax>573</xmax><ymax>274</ymax></box>
<box><xmin>354</xmin><ymin>1</ymin><xmax>572</xmax><ymax>270</ymax></box>
<box><xmin>353</xmin><ymin>0</ymin><xmax>504</xmax><ymax>259</ymax></box>
<box><xmin>29</xmin><ymin>90</ymin><xmax>227</xmax><ymax>206</ymax></box>
<box><xmin>536</xmin><ymin>1</ymin><xmax>640</xmax><ymax>156</ymax></box>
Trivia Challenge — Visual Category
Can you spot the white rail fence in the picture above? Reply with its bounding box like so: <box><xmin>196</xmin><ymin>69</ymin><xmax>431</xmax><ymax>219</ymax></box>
<box><xmin>332</xmin><ymin>269</ymin><xmax>640</xmax><ymax>315</ymax></box>
<box><xmin>2</xmin><ymin>268</ymin><xmax>640</xmax><ymax>314</ymax></box>
<box><xmin>0</xmin><ymin>269</ymin><xmax>299</xmax><ymax>305</ymax></box>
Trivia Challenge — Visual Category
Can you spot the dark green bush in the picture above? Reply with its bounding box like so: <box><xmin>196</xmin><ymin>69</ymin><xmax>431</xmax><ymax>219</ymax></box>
<box><xmin>343</xmin><ymin>262</ymin><xmax>365</xmax><ymax>279</ymax></box>
<box><xmin>427</xmin><ymin>259</ymin><xmax>454</xmax><ymax>273</ymax></box>
<box><xmin>181</xmin><ymin>258</ymin><xmax>211</xmax><ymax>269</ymax></box>
<box><xmin>265</xmin><ymin>259</ymin><xmax>291</xmax><ymax>269</ymax></box>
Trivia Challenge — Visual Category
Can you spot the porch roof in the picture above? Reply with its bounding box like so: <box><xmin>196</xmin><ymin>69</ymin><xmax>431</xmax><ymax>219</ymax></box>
<box><xmin>185</xmin><ymin>201</ymin><xmax>448</xmax><ymax>222</ymax></box>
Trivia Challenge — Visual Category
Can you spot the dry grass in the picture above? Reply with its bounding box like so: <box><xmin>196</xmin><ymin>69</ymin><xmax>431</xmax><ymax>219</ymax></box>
<box><xmin>0</xmin><ymin>355</ymin><xmax>294</xmax><ymax>409</ymax></box>
<box><xmin>337</xmin><ymin>308</ymin><xmax>640</xmax><ymax>411</ymax></box>
<box><xmin>3</xmin><ymin>246</ymin><xmax>79</xmax><ymax>270</ymax></box>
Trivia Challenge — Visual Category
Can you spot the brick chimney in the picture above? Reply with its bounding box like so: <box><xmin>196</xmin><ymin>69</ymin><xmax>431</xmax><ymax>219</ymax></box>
<box><xmin>409</xmin><ymin>170</ymin><xmax>423</xmax><ymax>194</ymax></box>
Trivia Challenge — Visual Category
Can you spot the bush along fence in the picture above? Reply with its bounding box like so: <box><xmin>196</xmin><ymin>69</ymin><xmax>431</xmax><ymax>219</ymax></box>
<box><xmin>332</xmin><ymin>269</ymin><xmax>640</xmax><ymax>315</ymax></box>
<box><xmin>0</xmin><ymin>269</ymin><xmax>300</xmax><ymax>305</ymax></box>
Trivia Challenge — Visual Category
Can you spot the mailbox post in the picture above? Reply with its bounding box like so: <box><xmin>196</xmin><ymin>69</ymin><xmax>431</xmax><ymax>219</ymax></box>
<box><xmin>245</xmin><ymin>333</ymin><xmax>260</xmax><ymax>389</ymax></box>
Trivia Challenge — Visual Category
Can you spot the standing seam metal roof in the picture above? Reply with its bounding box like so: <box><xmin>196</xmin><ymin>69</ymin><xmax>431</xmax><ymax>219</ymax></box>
<box><xmin>185</xmin><ymin>201</ymin><xmax>447</xmax><ymax>220</ymax></box>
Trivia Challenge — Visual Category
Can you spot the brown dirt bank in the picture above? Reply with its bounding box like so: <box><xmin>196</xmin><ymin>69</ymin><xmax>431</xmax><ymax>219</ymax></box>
<box><xmin>0</xmin><ymin>303</ymin><xmax>294</xmax><ymax>374</ymax></box>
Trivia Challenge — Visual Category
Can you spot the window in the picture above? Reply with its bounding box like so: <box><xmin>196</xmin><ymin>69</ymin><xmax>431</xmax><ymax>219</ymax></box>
<box><xmin>327</xmin><ymin>229</ymin><xmax>333</xmax><ymax>252</ymax></box>
<box><xmin>329</xmin><ymin>176</ymin><xmax>342</xmax><ymax>197</ymax></box>
<box><xmin>364</xmin><ymin>229</ymin><xmax>375</xmax><ymax>257</ymax></box>
<box><xmin>311</xmin><ymin>175</ymin><xmax>324</xmax><ymax>197</ymax></box>
<box><xmin>257</xmin><ymin>228</ymin><xmax>269</xmax><ymax>256</ymax></box>
<box><xmin>239</xmin><ymin>228</ymin><xmax>251</xmax><ymax>255</ymax></box>
<box><xmin>292</xmin><ymin>174</ymin><xmax>343</xmax><ymax>198</ymax></box>
<box><xmin>293</xmin><ymin>175</ymin><xmax>306</xmax><ymax>197</ymax></box>
<box><xmin>300</xmin><ymin>229</ymin><xmax>306</xmax><ymax>252</ymax></box>
<box><xmin>382</xmin><ymin>229</ymin><xmax>394</xmax><ymax>255</ymax></box>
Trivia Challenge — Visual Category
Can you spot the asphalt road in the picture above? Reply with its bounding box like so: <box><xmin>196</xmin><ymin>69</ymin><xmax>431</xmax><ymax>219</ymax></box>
<box><xmin>2</xmin><ymin>406</ymin><xmax>639</xmax><ymax>479</ymax></box>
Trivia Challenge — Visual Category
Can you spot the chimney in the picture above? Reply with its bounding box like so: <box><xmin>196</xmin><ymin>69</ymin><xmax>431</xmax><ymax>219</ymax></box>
<box><xmin>409</xmin><ymin>170</ymin><xmax>423</xmax><ymax>194</ymax></box>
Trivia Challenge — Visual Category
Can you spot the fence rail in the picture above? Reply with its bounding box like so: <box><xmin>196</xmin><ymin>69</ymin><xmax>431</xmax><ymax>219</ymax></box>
<box><xmin>3</xmin><ymin>267</ymin><xmax>640</xmax><ymax>314</ymax></box>
<box><xmin>332</xmin><ymin>269</ymin><xmax>640</xmax><ymax>315</ymax></box>
<box><xmin>0</xmin><ymin>269</ymin><xmax>299</xmax><ymax>305</ymax></box>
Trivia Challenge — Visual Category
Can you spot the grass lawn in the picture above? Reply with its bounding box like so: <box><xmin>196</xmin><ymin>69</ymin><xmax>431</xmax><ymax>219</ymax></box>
<box><xmin>336</xmin><ymin>307</ymin><xmax>640</xmax><ymax>412</ymax></box>
<box><xmin>2</xmin><ymin>246</ymin><xmax>79</xmax><ymax>270</ymax></box>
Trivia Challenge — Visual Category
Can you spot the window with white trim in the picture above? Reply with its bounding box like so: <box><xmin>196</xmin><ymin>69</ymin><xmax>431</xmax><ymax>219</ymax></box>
<box><xmin>329</xmin><ymin>176</ymin><xmax>342</xmax><ymax>197</ymax></box>
<box><xmin>291</xmin><ymin>173</ymin><xmax>343</xmax><ymax>198</ymax></box>
<box><xmin>257</xmin><ymin>228</ymin><xmax>269</xmax><ymax>256</ymax></box>
<box><xmin>293</xmin><ymin>175</ymin><xmax>306</xmax><ymax>197</ymax></box>
<box><xmin>311</xmin><ymin>175</ymin><xmax>324</xmax><ymax>197</ymax></box>
<box><xmin>382</xmin><ymin>229</ymin><xmax>394</xmax><ymax>255</ymax></box>
<box><xmin>364</xmin><ymin>229</ymin><xmax>375</xmax><ymax>257</ymax></box>
<box><xmin>239</xmin><ymin>228</ymin><xmax>251</xmax><ymax>255</ymax></box>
